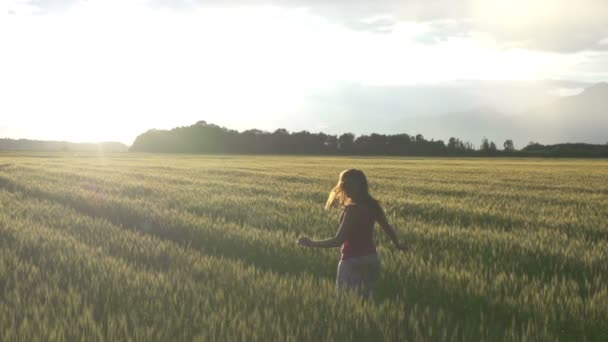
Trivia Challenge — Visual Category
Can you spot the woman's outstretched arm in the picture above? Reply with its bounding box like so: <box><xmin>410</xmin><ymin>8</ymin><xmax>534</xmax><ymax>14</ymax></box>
<box><xmin>297</xmin><ymin>207</ymin><xmax>355</xmax><ymax>248</ymax></box>
<box><xmin>377</xmin><ymin>211</ymin><xmax>408</xmax><ymax>251</ymax></box>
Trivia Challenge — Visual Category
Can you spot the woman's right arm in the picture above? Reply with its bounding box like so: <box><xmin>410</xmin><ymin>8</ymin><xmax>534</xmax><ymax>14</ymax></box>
<box><xmin>377</xmin><ymin>211</ymin><xmax>408</xmax><ymax>251</ymax></box>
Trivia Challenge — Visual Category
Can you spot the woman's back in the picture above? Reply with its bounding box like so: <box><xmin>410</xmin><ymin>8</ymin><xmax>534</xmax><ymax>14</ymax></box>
<box><xmin>340</xmin><ymin>204</ymin><xmax>377</xmax><ymax>260</ymax></box>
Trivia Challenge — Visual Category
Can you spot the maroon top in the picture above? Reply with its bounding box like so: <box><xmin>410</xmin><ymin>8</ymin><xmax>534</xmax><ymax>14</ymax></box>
<box><xmin>340</xmin><ymin>204</ymin><xmax>377</xmax><ymax>260</ymax></box>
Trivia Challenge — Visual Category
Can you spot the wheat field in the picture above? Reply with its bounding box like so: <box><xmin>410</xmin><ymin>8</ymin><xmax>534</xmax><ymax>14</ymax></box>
<box><xmin>0</xmin><ymin>153</ymin><xmax>606</xmax><ymax>341</ymax></box>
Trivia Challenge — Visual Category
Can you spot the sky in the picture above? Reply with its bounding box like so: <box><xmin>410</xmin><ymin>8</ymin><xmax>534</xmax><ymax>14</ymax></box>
<box><xmin>1</xmin><ymin>0</ymin><xmax>608</xmax><ymax>144</ymax></box>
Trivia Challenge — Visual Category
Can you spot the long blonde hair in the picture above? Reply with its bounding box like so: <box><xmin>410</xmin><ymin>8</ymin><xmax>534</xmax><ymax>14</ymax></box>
<box><xmin>325</xmin><ymin>169</ymin><xmax>382</xmax><ymax>218</ymax></box>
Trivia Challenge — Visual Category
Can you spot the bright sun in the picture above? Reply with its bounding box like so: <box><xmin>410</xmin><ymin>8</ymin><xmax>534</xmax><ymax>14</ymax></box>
<box><xmin>0</xmin><ymin>2</ymin><xmax>585</xmax><ymax>143</ymax></box>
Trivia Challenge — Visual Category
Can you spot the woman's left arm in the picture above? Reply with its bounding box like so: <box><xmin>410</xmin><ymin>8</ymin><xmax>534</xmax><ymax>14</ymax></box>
<box><xmin>298</xmin><ymin>207</ymin><xmax>355</xmax><ymax>248</ymax></box>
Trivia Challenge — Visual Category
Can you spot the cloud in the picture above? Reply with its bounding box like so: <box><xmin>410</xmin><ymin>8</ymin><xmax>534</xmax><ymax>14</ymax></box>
<box><xmin>346</xmin><ymin>17</ymin><xmax>396</xmax><ymax>34</ymax></box>
<box><xmin>414</xmin><ymin>20</ymin><xmax>473</xmax><ymax>45</ymax></box>
<box><xmin>556</xmin><ymin>52</ymin><xmax>608</xmax><ymax>83</ymax></box>
<box><xmin>233</xmin><ymin>1</ymin><xmax>607</xmax><ymax>53</ymax></box>
<box><xmin>472</xmin><ymin>0</ymin><xmax>608</xmax><ymax>52</ymax></box>
<box><xmin>10</xmin><ymin>0</ymin><xmax>608</xmax><ymax>52</ymax></box>
<box><xmin>6</xmin><ymin>0</ymin><xmax>75</xmax><ymax>13</ymax></box>
<box><xmin>148</xmin><ymin>0</ymin><xmax>608</xmax><ymax>52</ymax></box>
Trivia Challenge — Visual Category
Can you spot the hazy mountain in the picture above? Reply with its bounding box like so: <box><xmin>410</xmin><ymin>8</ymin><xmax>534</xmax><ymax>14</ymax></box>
<box><xmin>519</xmin><ymin>82</ymin><xmax>608</xmax><ymax>144</ymax></box>
<box><xmin>307</xmin><ymin>80</ymin><xmax>571</xmax><ymax>123</ymax></box>
<box><xmin>298</xmin><ymin>80</ymin><xmax>588</xmax><ymax>142</ymax></box>
<box><xmin>391</xmin><ymin>82</ymin><xmax>607</xmax><ymax>147</ymax></box>
<box><xmin>0</xmin><ymin>139</ymin><xmax>129</xmax><ymax>152</ymax></box>
<box><xmin>397</xmin><ymin>107</ymin><xmax>519</xmax><ymax>147</ymax></box>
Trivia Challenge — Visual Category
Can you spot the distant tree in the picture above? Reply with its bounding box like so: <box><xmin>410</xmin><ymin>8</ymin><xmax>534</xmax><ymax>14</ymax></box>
<box><xmin>133</xmin><ymin>120</ymin><xmax>608</xmax><ymax>157</ymax></box>
<box><xmin>503</xmin><ymin>139</ymin><xmax>515</xmax><ymax>152</ymax></box>
<box><xmin>447</xmin><ymin>137</ymin><xmax>470</xmax><ymax>153</ymax></box>
<box><xmin>369</xmin><ymin>133</ymin><xmax>388</xmax><ymax>154</ymax></box>
<box><xmin>272</xmin><ymin>128</ymin><xmax>290</xmax><ymax>153</ymax></box>
<box><xmin>354</xmin><ymin>135</ymin><xmax>372</xmax><ymax>154</ymax></box>
<box><xmin>323</xmin><ymin>134</ymin><xmax>338</xmax><ymax>153</ymax></box>
<box><xmin>337</xmin><ymin>133</ymin><xmax>355</xmax><ymax>153</ymax></box>
<box><xmin>273</xmin><ymin>128</ymin><xmax>289</xmax><ymax>136</ymax></box>
<box><xmin>526</xmin><ymin>141</ymin><xmax>543</xmax><ymax>150</ymax></box>
<box><xmin>481</xmin><ymin>137</ymin><xmax>490</xmax><ymax>151</ymax></box>
<box><xmin>386</xmin><ymin>134</ymin><xmax>411</xmax><ymax>154</ymax></box>
<box><xmin>447</xmin><ymin>137</ymin><xmax>458</xmax><ymax>150</ymax></box>
<box><xmin>479</xmin><ymin>137</ymin><xmax>498</xmax><ymax>155</ymax></box>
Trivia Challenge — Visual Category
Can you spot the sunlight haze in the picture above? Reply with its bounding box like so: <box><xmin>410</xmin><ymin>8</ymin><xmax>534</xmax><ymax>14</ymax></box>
<box><xmin>2</xmin><ymin>0</ymin><xmax>607</xmax><ymax>144</ymax></box>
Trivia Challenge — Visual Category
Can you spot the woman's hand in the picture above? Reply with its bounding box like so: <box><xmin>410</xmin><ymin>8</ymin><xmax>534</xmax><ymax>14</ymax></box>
<box><xmin>297</xmin><ymin>236</ymin><xmax>313</xmax><ymax>247</ymax></box>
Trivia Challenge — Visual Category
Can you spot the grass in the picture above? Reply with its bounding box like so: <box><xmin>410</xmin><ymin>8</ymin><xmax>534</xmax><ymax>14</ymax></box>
<box><xmin>0</xmin><ymin>152</ymin><xmax>606</xmax><ymax>341</ymax></box>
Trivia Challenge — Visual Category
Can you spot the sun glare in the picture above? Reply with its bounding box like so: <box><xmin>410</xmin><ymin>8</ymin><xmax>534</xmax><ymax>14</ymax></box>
<box><xmin>1</xmin><ymin>1</ymin><xmax>602</xmax><ymax>144</ymax></box>
<box><xmin>473</xmin><ymin>0</ymin><xmax>558</xmax><ymax>29</ymax></box>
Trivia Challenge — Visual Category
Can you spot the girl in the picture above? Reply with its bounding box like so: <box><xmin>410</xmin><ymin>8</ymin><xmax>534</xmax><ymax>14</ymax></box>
<box><xmin>297</xmin><ymin>169</ymin><xmax>407</xmax><ymax>298</ymax></box>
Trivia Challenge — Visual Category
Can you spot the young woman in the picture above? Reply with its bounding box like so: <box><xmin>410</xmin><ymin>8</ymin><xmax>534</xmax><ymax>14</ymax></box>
<box><xmin>297</xmin><ymin>169</ymin><xmax>407</xmax><ymax>298</ymax></box>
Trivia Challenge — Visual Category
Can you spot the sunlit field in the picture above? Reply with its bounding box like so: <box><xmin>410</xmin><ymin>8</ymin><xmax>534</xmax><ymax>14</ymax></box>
<box><xmin>0</xmin><ymin>153</ymin><xmax>606</xmax><ymax>341</ymax></box>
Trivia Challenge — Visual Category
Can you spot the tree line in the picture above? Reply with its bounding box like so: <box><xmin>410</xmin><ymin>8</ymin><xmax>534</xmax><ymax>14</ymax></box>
<box><xmin>130</xmin><ymin>121</ymin><xmax>608</xmax><ymax>158</ymax></box>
